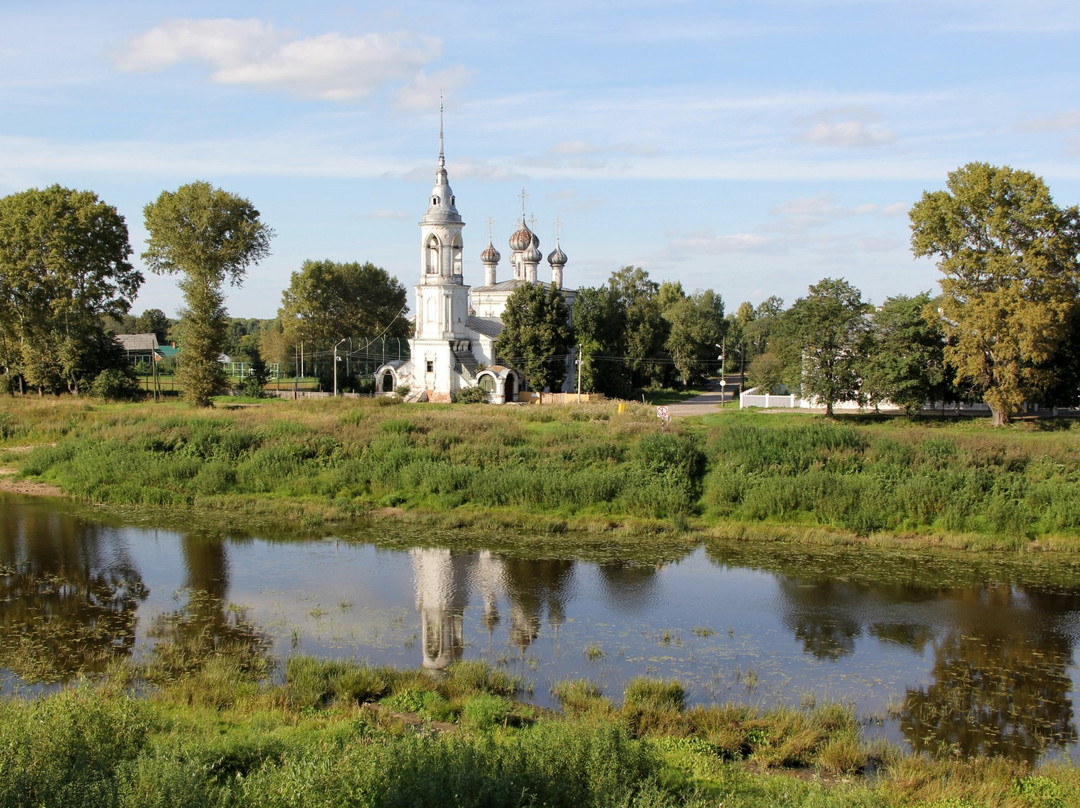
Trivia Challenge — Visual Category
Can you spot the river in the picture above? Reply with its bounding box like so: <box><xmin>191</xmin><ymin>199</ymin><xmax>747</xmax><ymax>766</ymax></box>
<box><xmin>3</xmin><ymin>491</ymin><xmax>1080</xmax><ymax>763</ymax></box>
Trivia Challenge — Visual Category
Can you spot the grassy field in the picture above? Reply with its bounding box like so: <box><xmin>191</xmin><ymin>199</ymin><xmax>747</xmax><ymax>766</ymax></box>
<box><xmin>3</xmin><ymin>395</ymin><xmax>1080</xmax><ymax>551</ymax></box>
<box><xmin>2</xmin><ymin>644</ymin><xmax>1077</xmax><ymax>808</ymax></box>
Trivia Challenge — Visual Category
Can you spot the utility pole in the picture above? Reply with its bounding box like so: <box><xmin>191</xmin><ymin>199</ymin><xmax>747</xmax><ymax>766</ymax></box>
<box><xmin>576</xmin><ymin>345</ymin><xmax>582</xmax><ymax>403</ymax></box>
<box><xmin>333</xmin><ymin>338</ymin><xmax>346</xmax><ymax>396</ymax></box>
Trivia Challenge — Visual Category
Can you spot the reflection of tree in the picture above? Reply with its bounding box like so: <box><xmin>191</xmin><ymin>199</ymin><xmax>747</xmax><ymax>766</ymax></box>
<box><xmin>145</xmin><ymin>535</ymin><xmax>267</xmax><ymax>679</ymax></box>
<box><xmin>902</xmin><ymin>587</ymin><xmax>1078</xmax><ymax>762</ymax></box>
<box><xmin>501</xmin><ymin>558</ymin><xmax>574</xmax><ymax>653</ymax></box>
<box><xmin>0</xmin><ymin>503</ymin><xmax>148</xmax><ymax>681</ymax></box>
<box><xmin>777</xmin><ymin>578</ymin><xmax>863</xmax><ymax>660</ymax></box>
<box><xmin>596</xmin><ymin>562</ymin><xmax>658</xmax><ymax>615</ymax></box>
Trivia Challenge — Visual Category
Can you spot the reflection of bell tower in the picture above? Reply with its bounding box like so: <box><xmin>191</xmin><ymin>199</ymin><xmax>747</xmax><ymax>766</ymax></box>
<box><xmin>411</xmin><ymin>549</ymin><xmax>472</xmax><ymax>670</ymax></box>
<box><xmin>475</xmin><ymin>551</ymin><xmax>504</xmax><ymax>644</ymax></box>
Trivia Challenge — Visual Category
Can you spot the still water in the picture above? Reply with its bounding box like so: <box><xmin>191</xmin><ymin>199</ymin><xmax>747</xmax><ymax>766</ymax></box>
<box><xmin>3</xmin><ymin>492</ymin><xmax>1080</xmax><ymax>763</ymax></box>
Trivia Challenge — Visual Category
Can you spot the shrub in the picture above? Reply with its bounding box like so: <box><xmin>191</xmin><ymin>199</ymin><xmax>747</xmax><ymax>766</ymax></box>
<box><xmin>452</xmin><ymin>385</ymin><xmax>490</xmax><ymax>404</ymax></box>
<box><xmin>91</xmin><ymin>367</ymin><xmax>142</xmax><ymax>401</ymax></box>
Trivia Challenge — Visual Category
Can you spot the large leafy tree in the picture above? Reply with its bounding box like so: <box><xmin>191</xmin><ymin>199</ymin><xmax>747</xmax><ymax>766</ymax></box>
<box><xmin>278</xmin><ymin>259</ymin><xmax>409</xmax><ymax>353</ymax></box>
<box><xmin>133</xmin><ymin>308</ymin><xmax>172</xmax><ymax>344</ymax></box>
<box><xmin>910</xmin><ymin>163</ymin><xmax>1080</xmax><ymax>426</ymax></box>
<box><xmin>0</xmin><ymin>185</ymin><xmax>140</xmax><ymax>394</ymax></box>
<box><xmin>663</xmin><ymin>289</ymin><xmax>726</xmax><ymax>387</ymax></box>
<box><xmin>607</xmin><ymin>266</ymin><xmax>668</xmax><ymax>389</ymax></box>
<box><xmin>494</xmin><ymin>282</ymin><xmax>572</xmax><ymax>393</ymax></box>
<box><xmin>143</xmin><ymin>182</ymin><xmax>273</xmax><ymax>407</ymax></box>
<box><xmin>775</xmin><ymin>277</ymin><xmax>869</xmax><ymax>416</ymax></box>
<box><xmin>570</xmin><ymin>284</ymin><xmax>629</xmax><ymax>396</ymax></box>
<box><xmin>862</xmin><ymin>292</ymin><xmax>947</xmax><ymax>414</ymax></box>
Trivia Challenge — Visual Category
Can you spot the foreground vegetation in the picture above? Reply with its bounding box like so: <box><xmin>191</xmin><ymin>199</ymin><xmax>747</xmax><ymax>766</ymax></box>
<box><xmin>3</xmin><ymin>646</ymin><xmax>1079</xmax><ymax>808</ymax></box>
<box><xmin>3</xmin><ymin>396</ymin><xmax>1080</xmax><ymax>550</ymax></box>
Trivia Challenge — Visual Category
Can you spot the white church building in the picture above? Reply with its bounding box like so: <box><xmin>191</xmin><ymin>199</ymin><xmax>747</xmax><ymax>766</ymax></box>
<box><xmin>375</xmin><ymin>125</ymin><xmax>573</xmax><ymax>403</ymax></box>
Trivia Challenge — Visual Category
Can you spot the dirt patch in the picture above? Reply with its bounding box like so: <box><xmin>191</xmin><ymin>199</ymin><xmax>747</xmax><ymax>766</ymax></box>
<box><xmin>0</xmin><ymin>476</ymin><xmax>64</xmax><ymax>497</ymax></box>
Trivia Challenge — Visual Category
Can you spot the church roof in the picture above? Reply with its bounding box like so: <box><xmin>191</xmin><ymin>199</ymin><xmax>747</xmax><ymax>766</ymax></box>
<box><xmin>466</xmin><ymin>316</ymin><xmax>504</xmax><ymax>339</ymax></box>
<box><xmin>471</xmin><ymin>278</ymin><xmax>532</xmax><ymax>293</ymax></box>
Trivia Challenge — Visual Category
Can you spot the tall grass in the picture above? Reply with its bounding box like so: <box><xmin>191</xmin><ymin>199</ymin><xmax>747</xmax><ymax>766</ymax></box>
<box><xmin>0</xmin><ymin>656</ymin><xmax>1078</xmax><ymax>808</ymax></box>
<box><xmin>7</xmin><ymin>397</ymin><xmax>1080</xmax><ymax>546</ymax></box>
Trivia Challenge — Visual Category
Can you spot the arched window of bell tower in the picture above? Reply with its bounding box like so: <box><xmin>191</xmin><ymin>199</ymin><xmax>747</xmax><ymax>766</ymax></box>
<box><xmin>451</xmin><ymin>234</ymin><xmax>463</xmax><ymax>276</ymax></box>
<box><xmin>426</xmin><ymin>235</ymin><xmax>440</xmax><ymax>274</ymax></box>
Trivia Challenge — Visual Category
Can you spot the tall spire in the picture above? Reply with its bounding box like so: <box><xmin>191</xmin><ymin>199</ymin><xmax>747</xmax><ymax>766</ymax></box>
<box><xmin>438</xmin><ymin>93</ymin><xmax>445</xmax><ymax>170</ymax></box>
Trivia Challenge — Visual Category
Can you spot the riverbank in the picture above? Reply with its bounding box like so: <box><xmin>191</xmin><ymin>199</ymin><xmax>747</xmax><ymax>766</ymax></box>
<box><xmin>3</xmin><ymin>650</ymin><xmax>1077</xmax><ymax>808</ymax></box>
<box><xmin>3</xmin><ymin>395</ymin><xmax>1080</xmax><ymax>552</ymax></box>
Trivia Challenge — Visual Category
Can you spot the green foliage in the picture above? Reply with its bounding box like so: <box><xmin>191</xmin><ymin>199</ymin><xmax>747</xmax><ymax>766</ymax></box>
<box><xmin>460</xmin><ymin>694</ymin><xmax>513</xmax><ymax>731</ymax></box>
<box><xmin>910</xmin><ymin>162</ymin><xmax>1080</xmax><ymax>425</ymax></box>
<box><xmin>0</xmin><ymin>687</ymin><xmax>151</xmax><ymax>808</ymax></box>
<box><xmin>0</xmin><ymin>185</ymin><xmax>140</xmax><ymax>394</ymax></box>
<box><xmin>452</xmin><ymin>385</ymin><xmax>490</xmax><ymax>403</ymax></box>
<box><xmin>92</xmin><ymin>367</ymin><xmax>142</xmax><ymax>401</ymax></box>
<box><xmin>494</xmin><ymin>281</ymin><xmax>573</xmax><ymax>393</ymax></box>
<box><xmin>609</xmin><ymin>266</ymin><xmax>670</xmax><ymax>389</ymax></box>
<box><xmin>143</xmin><ymin>182</ymin><xmax>274</xmax><ymax>407</ymax></box>
<box><xmin>862</xmin><ymin>292</ymin><xmax>948</xmax><ymax>413</ymax></box>
<box><xmin>774</xmin><ymin>277</ymin><xmax>870</xmax><ymax>416</ymax></box>
<box><xmin>278</xmin><ymin>259</ymin><xmax>409</xmax><ymax>354</ymax></box>
<box><xmin>663</xmin><ymin>289</ymin><xmax>726</xmax><ymax>387</ymax></box>
<box><xmin>285</xmin><ymin>656</ymin><xmax>389</xmax><ymax>709</ymax></box>
<box><xmin>551</xmin><ymin>679</ymin><xmax>612</xmax><ymax>717</ymax></box>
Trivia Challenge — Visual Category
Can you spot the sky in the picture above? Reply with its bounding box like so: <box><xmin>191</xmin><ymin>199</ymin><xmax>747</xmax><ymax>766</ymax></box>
<box><xmin>3</xmin><ymin>0</ymin><xmax>1080</xmax><ymax>320</ymax></box>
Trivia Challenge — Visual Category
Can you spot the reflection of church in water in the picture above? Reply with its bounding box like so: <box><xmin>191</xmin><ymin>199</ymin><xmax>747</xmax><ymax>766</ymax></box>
<box><xmin>410</xmin><ymin>549</ymin><xmax>574</xmax><ymax>670</ymax></box>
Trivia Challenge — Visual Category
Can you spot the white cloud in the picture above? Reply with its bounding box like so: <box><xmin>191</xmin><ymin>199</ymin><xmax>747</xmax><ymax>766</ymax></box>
<box><xmin>114</xmin><ymin>18</ymin><xmax>460</xmax><ymax>103</ymax></box>
<box><xmin>799</xmin><ymin>121</ymin><xmax>896</xmax><ymax>149</ymax></box>
<box><xmin>1016</xmin><ymin>109</ymin><xmax>1080</xmax><ymax>133</ymax></box>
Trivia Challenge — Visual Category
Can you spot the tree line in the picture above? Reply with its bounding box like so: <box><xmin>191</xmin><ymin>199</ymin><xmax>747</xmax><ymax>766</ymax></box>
<box><xmin>2</xmin><ymin>162</ymin><xmax>1078</xmax><ymax>422</ymax></box>
<box><xmin>496</xmin><ymin>162</ymin><xmax>1080</xmax><ymax>425</ymax></box>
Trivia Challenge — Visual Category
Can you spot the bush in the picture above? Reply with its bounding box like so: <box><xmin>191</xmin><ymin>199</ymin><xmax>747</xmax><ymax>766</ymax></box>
<box><xmin>91</xmin><ymin>367</ymin><xmax>142</xmax><ymax>401</ymax></box>
<box><xmin>452</xmin><ymin>385</ymin><xmax>490</xmax><ymax>404</ymax></box>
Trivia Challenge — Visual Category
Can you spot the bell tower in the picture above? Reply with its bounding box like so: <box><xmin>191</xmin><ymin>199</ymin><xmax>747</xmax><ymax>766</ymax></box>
<box><xmin>411</xmin><ymin>100</ymin><xmax>471</xmax><ymax>399</ymax></box>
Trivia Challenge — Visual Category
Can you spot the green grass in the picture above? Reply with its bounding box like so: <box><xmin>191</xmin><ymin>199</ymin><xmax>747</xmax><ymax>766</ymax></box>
<box><xmin>6</xmin><ymin>396</ymin><xmax>1080</xmax><ymax>551</ymax></box>
<box><xmin>1</xmin><ymin>653</ymin><xmax>1078</xmax><ymax>808</ymax></box>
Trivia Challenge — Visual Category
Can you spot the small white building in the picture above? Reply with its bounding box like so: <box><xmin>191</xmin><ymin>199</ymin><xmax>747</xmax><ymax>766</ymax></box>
<box><xmin>375</xmin><ymin>122</ymin><xmax>573</xmax><ymax>403</ymax></box>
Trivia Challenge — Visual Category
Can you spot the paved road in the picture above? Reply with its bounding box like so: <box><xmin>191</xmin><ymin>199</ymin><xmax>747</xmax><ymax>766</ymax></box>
<box><xmin>660</xmin><ymin>377</ymin><xmax>741</xmax><ymax>417</ymax></box>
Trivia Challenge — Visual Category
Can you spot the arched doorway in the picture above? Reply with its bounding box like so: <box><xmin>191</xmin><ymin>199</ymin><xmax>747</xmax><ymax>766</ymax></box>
<box><xmin>382</xmin><ymin>371</ymin><xmax>394</xmax><ymax>393</ymax></box>
<box><xmin>504</xmin><ymin>374</ymin><xmax>516</xmax><ymax>402</ymax></box>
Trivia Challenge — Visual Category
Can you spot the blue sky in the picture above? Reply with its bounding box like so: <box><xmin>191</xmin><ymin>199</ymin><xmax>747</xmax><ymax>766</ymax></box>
<box><xmin>3</xmin><ymin>0</ymin><xmax>1080</xmax><ymax>319</ymax></box>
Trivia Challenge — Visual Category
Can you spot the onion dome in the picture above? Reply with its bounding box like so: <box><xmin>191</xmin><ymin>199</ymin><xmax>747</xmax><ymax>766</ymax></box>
<box><xmin>523</xmin><ymin>244</ymin><xmax>543</xmax><ymax>264</ymax></box>
<box><xmin>509</xmin><ymin>220</ymin><xmax>533</xmax><ymax>252</ymax></box>
<box><xmin>547</xmin><ymin>243</ymin><xmax>567</xmax><ymax>267</ymax></box>
<box><xmin>481</xmin><ymin>240</ymin><xmax>501</xmax><ymax>264</ymax></box>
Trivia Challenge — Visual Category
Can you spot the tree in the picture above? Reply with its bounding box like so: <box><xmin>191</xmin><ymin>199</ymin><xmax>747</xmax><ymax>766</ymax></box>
<box><xmin>746</xmin><ymin>351</ymin><xmax>785</xmax><ymax>394</ymax></box>
<box><xmin>775</xmin><ymin>277</ymin><xmax>869</xmax><ymax>416</ymax></box>
<box><xmin>571</xmin><ymin>284</ymin><xmax>629</xmax><ymax>396</ymax></box>
<box><xmin>143</xmin><ymin>182</ymin><xmax>273</xmax><ymax>407</ymax></box>
<box><xmin>607</xmin><ymin>266</ymin><xmax>668</xmax><ymax>388</ymax></box>
<box><xmin>134</xmin><ymin>309</ymin><xmax>172</xmax><ymax>344</ymax></box>
<box><xmin>742</xmin><ymin>296</ymin><xmax>785</xmax><ymax>364</ymax></box>
<box><xmin>494</xmin><ymin>282</ymin><xmax>572</xmax><ymax>393</ymax></box>
<box><xmin>279</xmin><ymin>259</ymin><xmax>408</xmax><ymax>353</ymax></box>
<box><xmin>663</xmin><ymin>289</ymin><xmax>726</xmax><ymax>387</ymax></box>
<box><xmin>862</xmin><ymin>292</ymin><xmax>947</xmax><ymax>414</ymax></box>
<box><xmin>910</xmin><ymin>163</ymin><xmax>1080</xmax><ymax>426</ymax></box>
<box><xmin>0</xmin><ymin>185</ymin><xmax>141</xmax><ymax>394</ymax></box>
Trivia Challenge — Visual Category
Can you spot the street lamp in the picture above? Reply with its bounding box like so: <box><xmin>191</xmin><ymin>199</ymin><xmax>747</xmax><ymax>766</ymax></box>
<box><xmin>333</xmin><ymin>338</ymin><xmax>346</xmax><ymax>396</ymax></box>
